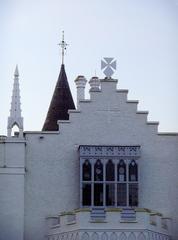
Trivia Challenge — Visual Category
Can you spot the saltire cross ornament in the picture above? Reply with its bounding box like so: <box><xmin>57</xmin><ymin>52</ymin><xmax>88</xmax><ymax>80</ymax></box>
<box><xmin>101</xmin><ymin>57</ymin><xmax>117</xmax><ymax>78</ymax></box>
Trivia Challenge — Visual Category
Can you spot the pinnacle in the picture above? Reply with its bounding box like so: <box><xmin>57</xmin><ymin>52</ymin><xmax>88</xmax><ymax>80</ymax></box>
<box><xmin>7</xmin><ymin>65</ymin><xmax>23</xmax><ymax>137</ymax></box>
<box><xmin>14</xmin><ymin>65</ymin><xmax>19</xmax><ymax>77</ymax></box>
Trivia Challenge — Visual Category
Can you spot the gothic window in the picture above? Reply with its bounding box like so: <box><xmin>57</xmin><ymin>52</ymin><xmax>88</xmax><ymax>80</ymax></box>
<box><xmin>83</xmin><ymin>160</ymin><xmax>91</xmax><ymax>181</ymax></box>
<box><xmin>106</xmin><ymin>160</ymin><xmax>115</xmax><ymax>206</ymax></box>
<box><xmin>117</xmin><ymin>160</ymin><xmax>126</xmax><ymax>182</ymax></box>
<box><xmin>94</xmin><ymin>160</ymin><xmax>103</xmax><ymax>181</ymax></box>
<box><xmin>80</xmin><ymin>146</ymin><xmax>140</xmax><ymax>208</ymax></box>
<box><xmin>106</xmin><ymin>184</ymin><xmax>115</xmax><ymax>206</ymax></box>
<box><xmin>82</xmin><ymin>184</ymin><xmax>91</xmax><ymax>206</ymax></box>
<box><xmin>94</xmin><ymin>183</ymin><xmax>103</xmax><ymax>206</ymax></box>
<box><xmin>129</xmin><ymin>160</ymin><xmax>138</xmax><ymax>181</ymax></box>
<box><xmin>117</xmin><ymin>183</ymin><xmax>127</xmax><ymax>206</ymax></box>
<box><xmin>129</xmin><ymin>183</ymin><xmax>138</xmax><ymax>206</ymax></box>
<box><xmin>106</xmin><ymin>160</ymin><xmax>115</xmax><ymax>181</ymax></box>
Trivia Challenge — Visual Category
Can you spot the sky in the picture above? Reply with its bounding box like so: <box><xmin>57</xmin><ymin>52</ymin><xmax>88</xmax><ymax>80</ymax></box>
<box><xmin>0</xmin><ymin>0</ymin><xmax>178</xmax><ymax>135</ymax></box>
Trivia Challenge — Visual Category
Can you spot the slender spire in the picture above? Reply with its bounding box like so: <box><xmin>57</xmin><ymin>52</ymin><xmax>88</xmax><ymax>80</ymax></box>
<box><xmin>42</xmin><ymin>34</ymin><xmax>75</xmax><ymax>131</ymax></box>
<box><xmin>14</xmin><ymin>64</ymin><xmax>19</xmax><ymax>76</ymax></box>
<box><xmin>58</xmin><ymin>31</ymin><xmax>68</xmax><ymax>65</ymax></box>
<box><xmin>7</xmin><ymin>65</ymin><xmax>23</xmax><ymax>137</ymax></box>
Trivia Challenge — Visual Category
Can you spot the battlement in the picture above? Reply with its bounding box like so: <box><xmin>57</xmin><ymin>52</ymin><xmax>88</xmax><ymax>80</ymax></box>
<box><xmin>46</xmin><ymin>208</ymin><xmax>171</xmax><ymax>240</ymax></box>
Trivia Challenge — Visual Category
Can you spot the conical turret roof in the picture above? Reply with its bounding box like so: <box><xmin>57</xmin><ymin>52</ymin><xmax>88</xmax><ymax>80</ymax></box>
<box><xmin>42</xmin><ymin>64</ymin><xmax>75</xmax><ymax>131</ymax></box>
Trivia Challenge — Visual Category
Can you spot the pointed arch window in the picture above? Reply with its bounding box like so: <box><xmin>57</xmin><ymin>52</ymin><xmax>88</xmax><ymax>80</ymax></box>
<box><xmin>117</xmin><ymin>160</ymin><xmax>126</xmax><ymax>182</ymax></box>
<box><xmin>82</xmin><ymin>160</ymin><xmax>91</xmax><ymax>181</ymax></box>
<box><xmin>82</xmin><ymin>184</ymin><xmax>91</xmax><ymax>206</ymax></box>
<box><xmin>94</xmin><ymin>160</ymin><xmax>103</xmax><ymax>181</ymax></box>
<box><xmin>129</xmin><ymin>160</ymin><xmax>138</xmax><ymax>181</ymax></box>
<box><xmin>80</xmin><ymin>146</ymin><xmax>140</xmax><ymax>208</ymax></box>
<box><xmin>106</xmin><ymin>160</ymin><xmax>115</xmax><ymax>181</ymax></box>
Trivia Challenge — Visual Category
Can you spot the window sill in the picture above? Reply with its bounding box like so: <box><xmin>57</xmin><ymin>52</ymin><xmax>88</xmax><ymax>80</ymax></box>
<box><xmin>90</xmin><ymin>220</ymin><xmax>107</xmax><ymax>223</ymax></box>
<box><xmin>120</xmin><ymin>220</ymin><xmax>137</xmax><ymax>223</ymax></box>
<box><xmin>67</xmin><ymin>221</ymin><xmax>76</xmax><ymax>225</ymax></box>
<box><xmin>51</xmin><ymin>224</ymin><xmax>60</xmax><ymax>229</ymax></box>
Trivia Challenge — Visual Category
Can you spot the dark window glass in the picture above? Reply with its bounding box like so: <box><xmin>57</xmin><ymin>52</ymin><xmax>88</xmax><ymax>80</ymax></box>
<box><xmin>129</xmin><ymin>160</ymin><xmax>138</xmax><ymax>181</ymax></box>
<box><xmin>117</xmin><ymin>160</ymin><xmax>126</xmax><ymax>182</ymax></box>
<box><xmin>129</xmin><ymin>183</ymin><xmax>138</xmax><ymax>206</ymax></box>
<box><xmin>82</xmin><ymin>160</ymin><xmax>91</xmax><ymax>181</ymax></box>
<box><xmin>94</xmin><ymin>160</ymin><xmax>103</xmax><ymax>181</ymax></box>
<box><xmin>117</xmin><ymin>183</ymin><xmax>127</xmax><ymax>206</ymax></box>
<box><xmin>106</xmin><ymin>184</ymin><xmax>115</xmax><ymax>206</ymax></box>
<box><xmin>106</xmin><ymin>160</ymin><xmax>115</xmax><ymax>181</ymax></box>
<box><xmin>82</xmin><ymin>184</ymin><xmax>91</xmax><ymax>206</ymax></box>
<box><xmin>94</xmin><ymin>184</ymin><xmax>103</xmax><ymax>206</ymax></box>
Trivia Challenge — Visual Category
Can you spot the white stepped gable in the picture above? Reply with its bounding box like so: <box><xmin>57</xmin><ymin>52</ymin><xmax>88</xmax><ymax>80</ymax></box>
<box><xmin>7</xmin><ymin>65</ymin><xmax>23</xmax><ymax>137</ymax></box>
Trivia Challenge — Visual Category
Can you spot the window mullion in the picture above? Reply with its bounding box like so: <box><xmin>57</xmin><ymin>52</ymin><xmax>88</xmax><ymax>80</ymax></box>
<box><xmin>126</xmin><ymin>159</ymin><xmax>129</xmax><ymax>207</ymax></box>
<box><xmin>103</xmin><ymin>158</ymin><xmax>106</xmax><ymax>206</ymax></box>
<box><xmin>115</xmin><ymin>160</ymin><xmax>117</xmax><ymax>207</ymax></box>
<box><xmin>80</xmin><ymin>157</ymin><xmax>83</xmax><ymax>208</ymax></box>
<box><xmin>91</xmin><ymin>159</ymin><xmax>94</xmax><ymax>207</ymax></box>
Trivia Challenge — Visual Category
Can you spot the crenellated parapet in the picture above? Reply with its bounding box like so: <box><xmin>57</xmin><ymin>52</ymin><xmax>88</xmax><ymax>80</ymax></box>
<box><xmin>46</xmin><ymin>208</ymin><xmax>171</xmax><ymax>240</ymax></box>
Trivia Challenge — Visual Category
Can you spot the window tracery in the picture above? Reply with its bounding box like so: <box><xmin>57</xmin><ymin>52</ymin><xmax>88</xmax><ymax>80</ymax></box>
<box><xmin>129</xmin><ymin>160</ymin><xmax>138</xmax><ymax>182</ymax></box>
<box><xmin>106</xmin><ymin>160</ymin><xmax>115</xmax><ymax>181</ymax></box>
<box><xmin>83</xmin><ymin>160</ymin><xmax>91</xmax><ymax>181</ymax></box>
<box><xmin>117</xmin><ymin>160</ymin><xmax>126</xmax><ymax>182</ymax></box>
<box><xmin>94</xmin><ymin>160</ymin><xmax>103</xmax><ymax>181</ymax></box>
<box><xmin>80</xmin><ymin>146</ymin><xmax>140</xmax><ymax>208</ymax></box>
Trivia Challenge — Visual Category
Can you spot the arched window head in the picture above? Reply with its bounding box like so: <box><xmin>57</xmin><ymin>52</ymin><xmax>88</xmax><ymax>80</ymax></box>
<box><xmin>106</xmin><ymin>160</ymin><xmax>115</xmax><ymax>181</ymax></box>
<box><xmin>129</xmin><ymin>160</ymin><xmax>138</xmax><ymax>181</ymax></box>
<box><xmin>11</xmin><ymin>123</ymin><xmax>20</xmax><ymax>137</ymax></box>
<box><xmin>117</xmin><ymin>160</ymin><xmax>126</xmax><ymax>182</ymax></box>
<box><xmin>82</xmin><ymin>160</ymin><xmax>91</xmax><ymax>181</ymax></box>
<box><xmin>94</xmin><ymin>160</ymin><xmax>103</xmax><ymax>181</ymax></box>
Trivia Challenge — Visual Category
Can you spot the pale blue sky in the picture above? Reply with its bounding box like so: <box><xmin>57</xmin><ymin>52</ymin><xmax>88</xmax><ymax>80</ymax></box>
<box><xmin>0</xmin><ymin>0</ymin><xmax>178</xmax><ymax>135</ymax></box>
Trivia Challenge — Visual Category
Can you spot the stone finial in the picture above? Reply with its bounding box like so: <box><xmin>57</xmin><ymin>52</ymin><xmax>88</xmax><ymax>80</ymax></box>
<box><xmin>89</xmin><ymin>76</ymin><xmax>100</xmax><ymax>91</ymax></box>
<box><xmin>7</xmin><ymin>65</ymin><xmax>23</xmax><ymax>137</ymax></box>
<box><xmin>75</xmin><ymin>75</ymin><xmax>87</xmax><ymax>108</ymax></box>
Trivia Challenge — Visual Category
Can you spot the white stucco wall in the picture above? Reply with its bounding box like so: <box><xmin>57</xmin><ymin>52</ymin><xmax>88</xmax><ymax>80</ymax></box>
<box><xmin>0</xmin><ymin>139</ymin><xmax>25</xmax><ymax>240</ymax></box>
<box><xmin>23</xmin><ymin>79</ymin><xmax>178</xmax><ymax>240</ymax></box>
<box><xmin>1</xmin><ymin>79</ymin><xmax>177</xmax><ymax>240</ymax></box>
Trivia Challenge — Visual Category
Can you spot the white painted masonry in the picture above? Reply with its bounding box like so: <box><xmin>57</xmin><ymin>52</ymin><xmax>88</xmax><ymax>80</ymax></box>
<box><xmin>0</xmin><ymin>138</ymin><xmax>25</xmax><ymax>240</ymax></box>
<box><xmin>0</xmin><ymin>75</ymin><xmax>178</xmax><ymax>240</ymax></box>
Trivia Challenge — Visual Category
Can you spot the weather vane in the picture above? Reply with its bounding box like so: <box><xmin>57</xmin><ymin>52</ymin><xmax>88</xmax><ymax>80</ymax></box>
<box><xmin>101</xmin><ymin>58</ymin><xmax>117</xmax><ymax>78</ymax></box>
<box><xmin>58</xmin><ymin>31</ymin><xmax>68</xmax><ymax>64</ymax></box>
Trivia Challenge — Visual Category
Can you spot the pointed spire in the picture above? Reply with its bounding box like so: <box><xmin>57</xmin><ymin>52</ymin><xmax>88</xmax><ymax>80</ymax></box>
<box><xmin>42</xmin><ymin>64</ymin><xmax>75</xmax><ymax>131</ymax></box>
<box><xmin>14</xmin><ymin>64</ymin><xmax>19</xmax><ymax>77</ymax></box>
<box><xmin>7</xmin><ymin>65</ymin><xmax>23</xmax><ymax>137</ymax></box>
<box><xmin>42</xmin><ymin>33</ymin><xmax>75</xmax><ymax>131</ymax></box>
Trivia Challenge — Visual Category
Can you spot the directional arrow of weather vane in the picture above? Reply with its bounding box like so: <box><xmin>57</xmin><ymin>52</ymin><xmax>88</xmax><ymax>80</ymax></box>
<box><xmin>101</xmin><ymin>58</ymin><xmax>117</xmax><ymax>78</ymax></box>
